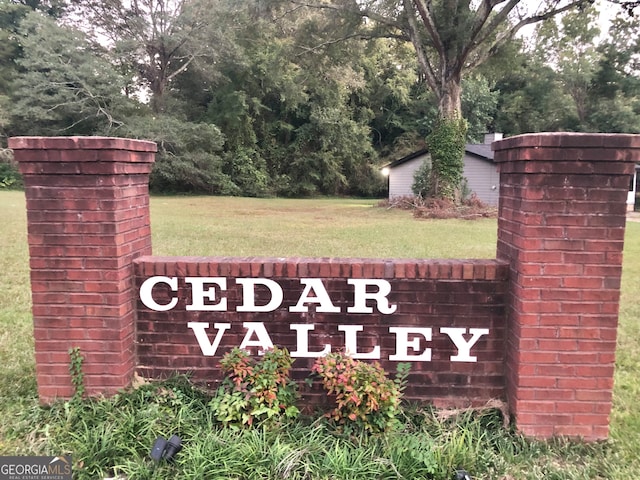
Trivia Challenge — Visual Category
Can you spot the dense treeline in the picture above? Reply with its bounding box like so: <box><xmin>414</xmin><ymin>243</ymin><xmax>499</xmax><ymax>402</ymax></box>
<box><xmin>1</xmin><ymin>0</ymin><xmax>639</xmax><ymax>196</ymax></box>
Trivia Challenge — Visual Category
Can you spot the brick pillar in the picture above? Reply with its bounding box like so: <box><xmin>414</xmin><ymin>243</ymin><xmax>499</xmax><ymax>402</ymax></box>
<box><xmin>494</xmin><ymin>133</ymin><xmax>639</xmax><ymax>440</ymax></box>
<box><xmin>9</xmin><ymin>136</ymin><xmax>156</xmax><ymax>402</ymax></box>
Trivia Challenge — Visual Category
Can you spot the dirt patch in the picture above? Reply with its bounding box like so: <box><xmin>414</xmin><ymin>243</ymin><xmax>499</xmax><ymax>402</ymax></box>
<box><xmin>380</xmin><ymin>195</ymin><xmax>498</xmax><ymax>220</ymax></box>
<box><xmin>627</xmin><ymin>211</ymin><xmax>640</xmax><ymax>222</ymax></box>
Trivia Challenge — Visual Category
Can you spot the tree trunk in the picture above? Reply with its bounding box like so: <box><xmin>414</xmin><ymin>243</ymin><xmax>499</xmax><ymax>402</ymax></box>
<box><xmin>150</xmin><ymin>82</ymin><xmax>166</xmax><ymax>114</ymax></box>
<box><xmin>427</xmin><ymin>73</ymin><xmax>467</xmax><ymax>202</ymax></box>
<box><xmin>438</xmin><ymin>74</ymin><xmax>463</xmax><ymax>119</ymax></box>
<box><xmin>149</xmin><ymin>67</ymin><xmax>167</xmax><ymax>114</ymax></box>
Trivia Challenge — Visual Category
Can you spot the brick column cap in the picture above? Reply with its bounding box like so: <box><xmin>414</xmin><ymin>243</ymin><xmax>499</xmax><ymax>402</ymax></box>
<box><xmin>492</xmin><ymin>132</ymin><xmax>640</xmax><ymax>156</ymax></box>
<box><xmin>8</xmin><ymin>136</ymin><xmax>157</xmax><ymax>154</ymax></box>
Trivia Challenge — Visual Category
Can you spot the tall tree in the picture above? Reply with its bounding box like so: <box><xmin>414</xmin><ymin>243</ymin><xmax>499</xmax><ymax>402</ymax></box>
<box><xmin>9</xmin><ymin>11</ymin><xmax>129</xmax><ymax>135</ymax></box>
<box><xmin>533</xmin><ymin>5</ymin><xmax>601</xmax><ymax>126</ymax></box>
<box><xmin>494</xmin><ymin>57</ymin><xmax>574</xmax><ymax>135</ymax></box>
<box><xmin>587</xmin><ymin>11</ymin><xmax>640</xmax><ymax>132</ymax></box>
<box><xmin>191</xmin><ymin>3</ymin><xmax>388</xmax><ymax>197</ymax></box>
<box><xmin>68</xmin><ymin>0</ymin><xmax>227</xmax><ymax>112</ymax></box>
<box><xmin>289</xmin><ymin>0</ymin><xmax>599</xmax><ymax>120</ymax></box>
<box><xmin>284</xmin><ymin>0</ymin><xmax>611</xmax><ymax>199</ymax></box>
<box><xmin>0</xmin><ymin>0</ymin><xmax>68</xmax><ymax>139</ymax></box>
<box><xmin>494</xmin><ymin>3</ymin><xmax>640</xmax><ymax>135</ymax></box>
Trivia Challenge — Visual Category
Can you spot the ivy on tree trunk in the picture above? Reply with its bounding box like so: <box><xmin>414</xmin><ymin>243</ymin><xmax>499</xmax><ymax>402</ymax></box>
<box><xmin>426</xmin><ymin>115</ymin><xmax>467</xmax><ymax>202</ymax></box>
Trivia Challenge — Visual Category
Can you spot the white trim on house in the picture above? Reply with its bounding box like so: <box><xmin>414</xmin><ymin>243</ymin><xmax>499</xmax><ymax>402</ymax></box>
<box><xmin>629</xmin><ymin>165</ymin><xmax>639</xmax><ymax>211</ymax></box>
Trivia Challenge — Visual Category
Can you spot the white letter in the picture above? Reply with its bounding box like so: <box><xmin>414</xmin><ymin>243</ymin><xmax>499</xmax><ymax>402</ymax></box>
<box><xmin>239</xmin><ymin>322</ymin><xmax>274</xmax><ymax>354</ymax></box>
<box><xmin>440</xmin><ymin>327</ymin><xmax>489</xmax><ymax>362</ymax></box>
<box><xmin>289</xmin><ymin>278</ymin><xmax>340</xmax><ymax>313</ymax></box>
<box><xmin>188</xmin><ymin>322</ymin><xmax>231</xmax><ymax>356</ymax></box>
<box><xmin>338</xmin><ymin>325</ymin><xmax>380</xmax><ymax>359</ymax></box>
<box><xmin>389</xmin><ymin>327</ymin><xmax>432</xmax><ymax>361</ymax></box>
<box><xmin>140</xmin><ymin>276</ymin><xmax>178</xmax><ymax>311</ymax></box>
<box><xmin>347</xmin><ymin>279</ymin><xmax>397</xmax><ymax>314</ymax></box>
<box><xmin>236</xmin><ymin>278</ymin><xmax>283</xmax><ymax>312</ymax></box>
<box><xmin>185</xmin><ymin>277</ymin><xmax>227</xmax><ymax>311</ymax></box>
<box><xmin>289</xmin><ymin>324</ymin><xmax>331</xmax><ymax>358</ymax></box>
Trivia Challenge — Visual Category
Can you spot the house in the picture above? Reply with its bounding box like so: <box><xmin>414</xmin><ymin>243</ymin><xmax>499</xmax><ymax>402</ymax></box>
<box><xmin>383</xmin><ymin>133</ymin><xmax>640</xmax><ymax>211</ymax></box>
<box><xmin>383</xmin><ymin>133</ymin><xmax>503</xmax><ymax>206</ymax></box>
<box><xmin>629</xmin><ymin>164</ymin><xmax>639</xmax><ymax>212</ymax></box>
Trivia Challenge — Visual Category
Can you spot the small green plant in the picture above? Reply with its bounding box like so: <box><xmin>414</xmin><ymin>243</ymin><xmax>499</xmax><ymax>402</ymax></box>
<box><xmin>388</xmin><ymin>433</ymin><xmax>439</xmax><ymax>477</ymax></box>
<box><xmin>210</xmin><ymin>347</ymin><xmax>299</xmax><ymax>427</ymax></box>
<box><xmin>68</xmin><ymin>346</ymin><xmax>85</xmax><ymax>401</ymax></box>
<box><xmin>312</xmin><ymin>352</ymin><xmax>409</xmax><ymax>433</ymax></box>
<box><xmin>411</xmin><ymin>156</ymin><xmax>433</xmax><ymax>198</ymax></box>
<box><xmin>0</xmin><ymin>151</ymin><xmax>23</xmax><ymax>190</ymax></box>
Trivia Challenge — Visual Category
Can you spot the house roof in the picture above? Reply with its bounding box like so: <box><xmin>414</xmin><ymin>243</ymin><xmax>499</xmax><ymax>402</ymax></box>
<box><xmin>385</xmin><ymin>149</ymin><xmax>429</xmax><ymax>169</ymax></box>
<box><xmin>385</xmin><ymin>141</ymin><xmax>494</xmax><ymax>170</ymax></box>
<box><xmin>465</xmin><ymin>143</ymin><xmax>493</xmax><ymax>161</ymax></box>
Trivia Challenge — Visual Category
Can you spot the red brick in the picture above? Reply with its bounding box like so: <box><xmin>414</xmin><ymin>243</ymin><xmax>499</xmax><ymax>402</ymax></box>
<box><xmin>14</xmin><ymin>136</ymin><xmax>157</xmax><ymax>403</ymax></box>
<box><xmin>533</xmin><ymin>388</ymin><xmax>575</xmax><ymax>401</ymax></box>
<box><xmin>516</xmin><ymin>424</ymin><xmax>555</xmax><ymax>439</ymax></box>
<box><xmin>519</xmin><ymin>276</ymin><xmax>564</xmax><ymax>288</ymax></box>
<box><xmin>16</xmin><ymin>133</ymin><xmax>634</xmax><ymax>440</ymax></box>
<box><xmin>563</xmin><ymin>277</ymin><xmax>604</xmax><ymax>289</ymax></box>
<box><xmin>554</xmin><ymin>401</ymin><xmax>595</xmax><ymax>414</ymax></box>
<box><xmin>573</xmin><ymin>414</ymin><xmax>610</xmax><ymax>426</ymax></box>
<box><xmin>517</xmin><ymin>376</ymin><xmax>557</xmax><ymax>388</ymax></box>
<box><xmin>497</xmin><ymin>133</ymin><xmax>635</xmax><ymax>441</ymax></box>
<box><xmin>515</xmin><ymin>412</ymin><xmax>573</xmax><ymax>425</ymax></box>
<box><xmin>553</xmin><ymin>424</ymin><xmax>597</xmax><ymax>438</ymax></box>
<box><xmin>393</xmin><ymin>262</ymin><xmax>406</xmax><ymax>278</ymax></box>
<box><xmin>515</xmin><ymin>350</ymin><xmax>558</xmax><ymax>363</ymax></box>
<box><xmin>514</xmin><ymin>298</ymin><xmax>561</xmax><ymax>313</ymax></box>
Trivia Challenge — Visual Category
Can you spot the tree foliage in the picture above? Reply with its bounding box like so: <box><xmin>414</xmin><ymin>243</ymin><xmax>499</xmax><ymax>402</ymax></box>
<box><xmin>1</xmin><ymin>0</ymin><xmax>639</xmax><ymax>197</ymax></box>
<box><xmin>283</xmin><ymin>0</ymin><xmax>636</xmax><ymax>200</ymax></box>
<box><xmin>117</xmin><ymin>115</ymin><xmax>237</xmax><ymax>194</ymax></box>
<box><xmin>495</xmin><ymin>4</ymin><xmax>640</xmax><ymax>135</ymax></box>
<box><xmin>9</xmin><ymin>11</ymin><xmax>128</xmax><ymax>135</ymax></box>
<box><xmin>67</xmin><ymin>0</ymin><xmax>226</xmax><ymax>113</ymax></box>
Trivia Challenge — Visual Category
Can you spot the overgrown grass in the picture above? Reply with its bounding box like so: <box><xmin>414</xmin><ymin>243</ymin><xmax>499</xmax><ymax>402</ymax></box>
<box><xmin>2</xmin><ymin>377</ymin><xmax>632</xmax><ymax>480</ymax></box>
<box><xmin>1</xmin><ymin>190</ymin><xmax>640</xmax><ymax>479</ymax></box>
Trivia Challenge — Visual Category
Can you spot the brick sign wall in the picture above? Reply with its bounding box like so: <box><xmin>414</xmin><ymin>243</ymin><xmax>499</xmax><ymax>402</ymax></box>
<box><xmin>134</xmin><ymin>257</ymin><xmax>508</xmax><ymax>407</ymax></box>
<box><xmin>10</xmin><ymin>133</ymin><xmax>640</xmax><ymax>440</ymax></box>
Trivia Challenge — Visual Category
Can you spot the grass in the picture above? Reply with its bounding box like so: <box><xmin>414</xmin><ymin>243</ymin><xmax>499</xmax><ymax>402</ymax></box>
<box><xmin>1</xmin><ymin>190</ymin><xmax>639</xmax><ymax>479</ymax></box>
<box><xmin>149</xmin><ymin>196</ymin><xmax>498</xmax><ymax>259</ymax></box>
<box><xmin>611</xmin><ymin>210</ymin><xmax>640</xmax><ymax>467</ymax></box>
<box><xmin>0</xmin><ymin>191</ymin><xmax>36</xmax><ymax>455</ymax></box>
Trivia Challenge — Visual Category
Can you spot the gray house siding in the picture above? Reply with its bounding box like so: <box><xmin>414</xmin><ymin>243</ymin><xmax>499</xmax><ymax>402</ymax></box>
<box><xmin>385</xmin><ymin>134</ymin><xmax>502</xmax><ymax>206</ymax></box>
<box><xmin>462</xmin><ymin>154</ymin><xmax>500</xmax><ymax>206</ymax></box>
<box><xmin>388</xmin><ymin>153</ymin><xmax>428</xmax><ymax>199</ymax></box>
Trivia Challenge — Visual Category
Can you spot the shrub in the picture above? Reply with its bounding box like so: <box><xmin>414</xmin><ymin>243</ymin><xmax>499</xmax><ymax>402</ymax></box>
<box><xmin>411</xmin><ymin>155</ymin><xmax>433</xmax><ymax>198</ymax></box>
<box><xmin>312</xmin><ymin>352</ymin><xmax>409</xmax><ymax>433</ymax></box>
<box><xmin>222</xmin><ymin>148</ymin><xmax>269</xmax><ymax>197</ymax></box>
<box><xmin>0</xmin><ymin>149</ymin><xmax>23</xmax><ymax>189</ymax></box>
<box><xmin>116</xmin><ymin>115</ymin><xmax>240</xmax><ymax>195</ymax></box>
<box><xmin>210</xmin><ymin>347</ymin><xmax>299</xmax><ymax>427</ymax></box>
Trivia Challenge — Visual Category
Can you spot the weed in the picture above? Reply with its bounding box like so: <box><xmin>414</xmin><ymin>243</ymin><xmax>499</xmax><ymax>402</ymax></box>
<box><xmin>68</xmin><ymin>347</ymin><xmax>85</xmax><ymax>402</ymax></box>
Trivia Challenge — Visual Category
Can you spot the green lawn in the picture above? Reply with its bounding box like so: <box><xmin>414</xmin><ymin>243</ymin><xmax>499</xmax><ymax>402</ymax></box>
<box><xmin>1</xmin><ymin>190</ymin><xmax>639</xmax><ymax>479</ymax></box>
<box><xmin>149</xmin><ymin>195</ymin><xmax>498</xmax><ymax>259</ymax></box>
